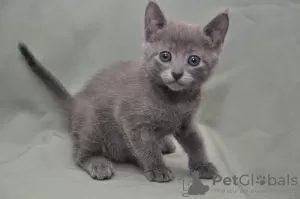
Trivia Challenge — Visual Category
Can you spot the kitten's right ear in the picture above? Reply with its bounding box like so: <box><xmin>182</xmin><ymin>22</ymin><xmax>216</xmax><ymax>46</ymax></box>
<box><xmin>144</xmin><ymin>1</ymin><xmax>167</xmax><ymax>41</ymax></box>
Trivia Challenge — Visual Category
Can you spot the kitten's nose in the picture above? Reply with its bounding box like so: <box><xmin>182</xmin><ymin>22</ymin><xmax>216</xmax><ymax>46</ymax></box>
<box><xmin>172</xmin><ymin>72</ymin><xmax>183</xmax><ymax>81</ymax></box>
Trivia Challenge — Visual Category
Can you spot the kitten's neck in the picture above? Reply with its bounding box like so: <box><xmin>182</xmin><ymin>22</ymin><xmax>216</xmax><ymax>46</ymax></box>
<box><xmin>153</xmin><ymin>84</ymin><xmax>201</xmax><ymax>104</ymax></box>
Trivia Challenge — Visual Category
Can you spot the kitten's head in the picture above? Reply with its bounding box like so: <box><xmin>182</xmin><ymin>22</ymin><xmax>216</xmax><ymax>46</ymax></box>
<box><xmin>142</xmin><ymin>1</ymin><xmax>229</xmax><ymax>91</ymax></box>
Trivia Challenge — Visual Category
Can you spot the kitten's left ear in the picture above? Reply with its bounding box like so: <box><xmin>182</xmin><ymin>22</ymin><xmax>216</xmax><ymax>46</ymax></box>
<box><xmin>203</xmin><ymin>11</ymin><xmax>229</xmax><ymax>48</ymax></box>
<box><xmin>144</xmin><ymin>1</ymin><xmax>167</xmax><ymax>41</ymax></box>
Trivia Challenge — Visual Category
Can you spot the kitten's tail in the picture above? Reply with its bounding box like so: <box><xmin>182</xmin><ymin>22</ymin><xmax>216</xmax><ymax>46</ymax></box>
<box><xmin>18</xmin><ymin>42</ymin><xmax>72</xmax><ymax>104</ymax></box>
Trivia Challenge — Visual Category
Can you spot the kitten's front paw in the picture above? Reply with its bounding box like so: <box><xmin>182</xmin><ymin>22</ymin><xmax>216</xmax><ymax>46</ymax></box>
<box><xmin>145</xmin><ymin>166</ymin><xmax>174</xmax><ymax>182</ymax></box>
<box><xmin>86</xmin><ymin>157</ymin><xmax>115</xmax><ymax>180</ymax></box>
<box><xmin>191</xmin><ymin>162</ymin><xmax>218</xmax><ymax>179</ymax></box>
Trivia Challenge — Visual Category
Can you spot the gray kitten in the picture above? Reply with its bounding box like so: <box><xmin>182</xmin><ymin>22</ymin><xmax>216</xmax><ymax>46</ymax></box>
<box><xmin>18</xmin><ymin>1</ymin><xmax>229</xmax><ymax>183</ymax></box>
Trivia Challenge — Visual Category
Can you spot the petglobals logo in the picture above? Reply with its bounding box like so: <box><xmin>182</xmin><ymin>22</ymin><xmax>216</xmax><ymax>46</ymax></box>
<box><xmin>213</xmin><ymin>174</ymin><xmax>299</xmax><ymax>187</ymax></box>
<box><xmin>180</xmin><ymin>172</ymin><xmax>298</xmax><ymax>197</ymax></box>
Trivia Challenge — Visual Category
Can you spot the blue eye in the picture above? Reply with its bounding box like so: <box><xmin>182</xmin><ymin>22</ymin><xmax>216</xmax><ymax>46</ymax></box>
<box><xmin>188</xmin><ymin>55</ymin><xmax>201</xmax><ymax>66</ymax></box>
<box><xmin>159</xmin><ymin>51</ymin><xmax>172</xmax><ymax>62</ymax></box>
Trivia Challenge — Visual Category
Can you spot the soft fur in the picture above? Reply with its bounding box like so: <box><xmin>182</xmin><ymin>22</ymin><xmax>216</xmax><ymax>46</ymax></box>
<box><xmin>18</xmin><ymin>1</ymin><xmax>229</xmax><ymax>182</ymax></box>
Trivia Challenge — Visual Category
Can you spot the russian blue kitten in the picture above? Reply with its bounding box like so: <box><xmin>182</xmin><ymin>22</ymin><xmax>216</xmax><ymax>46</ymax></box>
<box><xmin>18</xmin><ymin>1</ymin><xmax>229</xmax><ymax>183</ymax></box>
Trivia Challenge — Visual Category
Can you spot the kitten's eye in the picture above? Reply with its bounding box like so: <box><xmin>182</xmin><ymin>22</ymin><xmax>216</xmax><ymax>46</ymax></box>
<box><xmin>188</xmin><ymin>55</ymin><xmax>201</xmax><ymax>67</ymax></box>
<box><xmin>159</xmin><ymin>51</ymin><xmax>172</xmax><ymax>62</ymax></box>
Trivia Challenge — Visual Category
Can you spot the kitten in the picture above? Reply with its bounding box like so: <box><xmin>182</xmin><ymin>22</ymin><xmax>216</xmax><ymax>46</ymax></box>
<box><xmin>18</xmin><ymin>1</ymin><xmax>229</xmax><ymax>183</ymax></box>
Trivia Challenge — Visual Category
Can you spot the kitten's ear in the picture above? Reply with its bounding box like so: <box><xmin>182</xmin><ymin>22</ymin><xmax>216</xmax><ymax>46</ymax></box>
<box><xmin>203</xmin><ymin>11</ymin><xmax>229</xmax><ymax>48</ymax></box>
<box><xmin>144</xmin><ymin>1</ymin><xmax>167</xmax><ymax>41</ymax></box>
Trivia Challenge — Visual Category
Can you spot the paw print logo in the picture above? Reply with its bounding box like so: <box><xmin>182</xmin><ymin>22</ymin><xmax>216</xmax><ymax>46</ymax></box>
<box><xmin>188</xmin><ymin>171</ymin><xmax>210</xmax><ymax>196</ymax></box>
<box><xmin>256</xmin><ymin>175</ymin><xmax>266</xmax><ymax>186</ymax></box>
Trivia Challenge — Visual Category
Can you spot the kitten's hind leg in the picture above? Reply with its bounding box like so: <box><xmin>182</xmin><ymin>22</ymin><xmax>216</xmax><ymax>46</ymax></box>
<box><xmin>71</xmin><ymin>99</ymin><xmax>115</xmax><ymax>180</ymax></box>
<box><xmin>74</xmin><ymin>147</ymin><xmax>114</xmax><ymax>180</ymax></box>
<box><xmin>160</xmin><ymin>136</ymin><xmax>176</xmax><ymax>155</ymax></box>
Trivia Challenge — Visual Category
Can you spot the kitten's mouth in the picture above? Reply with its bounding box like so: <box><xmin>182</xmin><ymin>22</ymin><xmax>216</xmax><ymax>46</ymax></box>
<box><xmin>166</xmin><ymin>82</ymin><xmax>185</xmax><ymax>91</ymax></box>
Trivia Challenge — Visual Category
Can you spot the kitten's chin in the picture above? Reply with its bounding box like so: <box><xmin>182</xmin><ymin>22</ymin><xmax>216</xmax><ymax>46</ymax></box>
<box><xmin>166</xmin><ymin>82</ymin><xmax>186</xmax><ymax>91</ymax></box>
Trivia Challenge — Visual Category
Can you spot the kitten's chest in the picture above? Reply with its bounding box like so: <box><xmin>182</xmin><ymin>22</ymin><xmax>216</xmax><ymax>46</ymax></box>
<box><xmin>168</xmin><ymin>103</ymin><xmax>194</xmax><ymax>118</ymax></box>
<box><xmin>151</xmin><ymin>102</ymin><xmax>196</xmax><ymax>135</ymax></box>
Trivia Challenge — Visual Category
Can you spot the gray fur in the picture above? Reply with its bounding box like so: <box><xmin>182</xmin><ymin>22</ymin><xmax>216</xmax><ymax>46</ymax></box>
<box><xmin>18</xmin><ymin>43</ymin><xmax>71</xmax><ymax>104</ymax></box>
<box><xmin>18</xmin><ymin>1</ymin><xmax>229</xmax><ymax>182</ymax></box>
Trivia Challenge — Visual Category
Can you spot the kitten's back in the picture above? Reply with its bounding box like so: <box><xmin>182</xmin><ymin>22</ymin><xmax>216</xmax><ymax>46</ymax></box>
<box><xmin>75</xmin><ymin>60</ymin><xmax>146</xmax><ymax>106</ymax></box>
